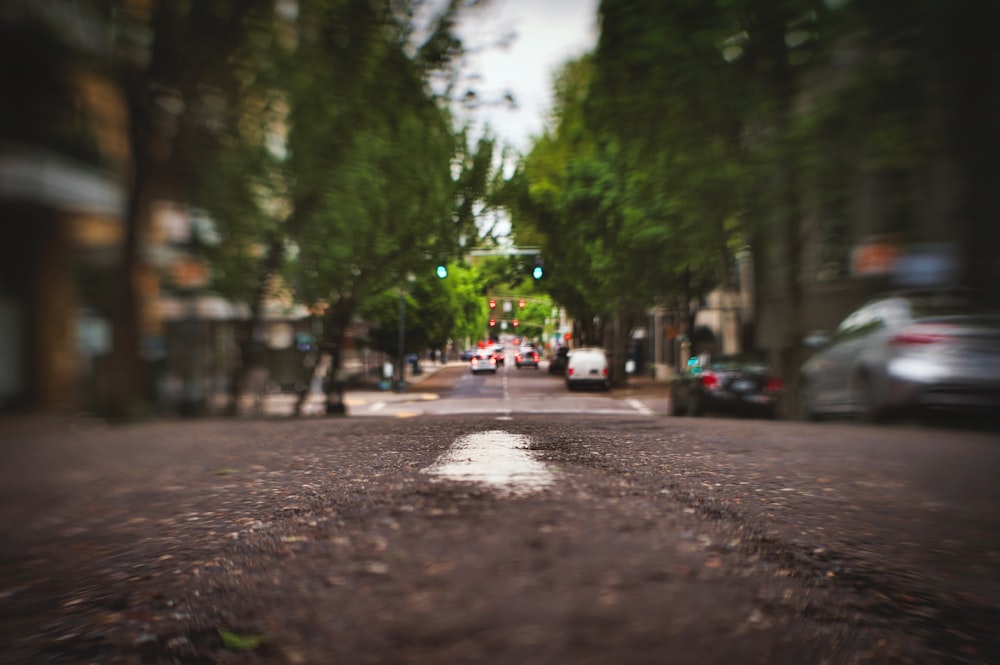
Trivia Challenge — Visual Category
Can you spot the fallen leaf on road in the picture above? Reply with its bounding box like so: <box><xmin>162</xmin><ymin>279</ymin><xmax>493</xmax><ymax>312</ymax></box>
<box><xmin>219</xmin><ymin>629</ymin><xmax>267</xmax><ymax>651</ymax></box>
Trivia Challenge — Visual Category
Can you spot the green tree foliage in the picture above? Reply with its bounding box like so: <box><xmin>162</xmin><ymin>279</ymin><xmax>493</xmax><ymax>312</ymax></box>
<box><xmin>510</xmin><ymin>0</ymin><xmax>1000</xmax><ymax>386</ymax></box>
<box><xmin>99</xmin><ymin>0</ymin><xmax>274</xmax><ymax>418</ymax></box>
<box><xmin>185</xmin><ymin>0</ymin><xmax>498</xmax><ymax>414</ymax></box>
<box><xmin>358</xmin><ymin>268</ymin><xmax>462</xmax><ymax>357</ymax></box>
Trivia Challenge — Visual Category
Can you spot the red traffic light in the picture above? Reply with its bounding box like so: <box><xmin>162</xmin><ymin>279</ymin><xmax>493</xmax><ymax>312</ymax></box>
<box><xmin>512</xmin><ymin>319</ymin><xmax>519</xmax><ymax>327</ymax></box>
<box><xmin>489</xmin><ymin>318</ymin><xmax>496</xmax><ymax>327</ymax></box>
<box><xmin>489</xmin><ymin>298</ymin><xmax>496</xmax><ymax>309</ymax></box>
<box><xmin>518</xmin><ymin>298</ymin><xmax>525</xmax><ymax>308</ymax></box>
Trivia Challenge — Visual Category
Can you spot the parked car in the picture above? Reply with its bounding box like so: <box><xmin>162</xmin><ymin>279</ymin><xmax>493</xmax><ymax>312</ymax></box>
<box><xmin>565</xmin><ymin>347</ymin><xmax>610</xmax><ymax>390</ymax></box>
<box><xmin>469</xmin><ymin>349</ymin><xmax>498</xmax><ymax>374</ymax></box>
<box><xmin>548</xmin><ymin>346</ymin><xmax>570</xmax><ymax>375</ymax></box>
<box><xmin>797</xmin><ymin>288</ymin><xmax>1000</xmax><ymax>421</ymax></box>
<box><xmin>515</xmin><ymin>347</ymin><xmax>540</xmax><ymax>369</ymax></box>
<box><xmin>671</xmin><ymin>354</ymin><xmax>783</xmax><ymax>418</ymax></box>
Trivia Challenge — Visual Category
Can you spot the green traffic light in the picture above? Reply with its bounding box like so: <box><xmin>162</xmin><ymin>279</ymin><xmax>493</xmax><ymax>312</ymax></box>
<box><xmin>532</xmin><ymin>265</ymin><xmax>543</xmax><ymax>280</ymax></box>
<box><xmin>436</xmin><ymin>265</ymin><xmax>448</xmax><ymax>279</ymax></box>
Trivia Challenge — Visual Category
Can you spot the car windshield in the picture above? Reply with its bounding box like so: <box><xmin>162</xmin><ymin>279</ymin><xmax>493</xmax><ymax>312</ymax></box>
<box><xmin>908</xmin><ymin>295</ymin><xmax>989</xmax><ymax>319</ymax></box>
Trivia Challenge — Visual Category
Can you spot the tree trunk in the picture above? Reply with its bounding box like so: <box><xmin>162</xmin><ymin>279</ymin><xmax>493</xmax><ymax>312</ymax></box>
<box><xmin>323</xmin><ymin>297</ymin><xmax>355</xmax><ymax>416</ymax></box>
<box><xmin>292</xmin><ymin>338</ymin><xmax>321</xmax><ymax>417</ymax></box>
<box><xmin>225</xmin><ymin>234</ymin><xmax>284</xmax><ymax>416</ymax></box>
<box><xmin>104</xmin><ymin>78</ymin><xmax>152</xmax><ymax>421</ymax></box>
<box><xmin>607</xmin><ymin>305</ymin><xmax>633</xmax><ymax>389</ymax></box>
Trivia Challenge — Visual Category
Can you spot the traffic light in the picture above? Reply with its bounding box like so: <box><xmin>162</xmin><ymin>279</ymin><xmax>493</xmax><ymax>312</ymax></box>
<box><xmin>489</xmin><ymin>298</ymin><xmax>496</xmax><ymax>309</ymax></box>
<box><xmin>435</xmin><ymin>264</ymin><xmax>448</xmax><ymax>279</ymax></box>
<box><xmin>518</xmin><ymin>298</ymin><xmax>525</xmax><ymax>309</ymax></box>
<box><xmin>489</xmin><ymin>318</ymin><xmax>496</xmax><ymax>327</ymax></box>
<box><xmin>532</xmin><ymin>257</ymin><xmax>544</xmax><ymax>280</ymax></box>
<box><xmin>512</xmin><ymin>319</ymin><xmax>519</xmax><ymax>327</ymax></box>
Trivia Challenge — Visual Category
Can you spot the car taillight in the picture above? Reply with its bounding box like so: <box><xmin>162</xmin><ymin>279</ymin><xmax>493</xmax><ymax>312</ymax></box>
<box><xmin>889</xmin><ymin>324</ymin><xmax>957</xmax><ymax>347</ymax></box>
<box><xmin>490</xmin><ymin>357</ymin><xmax>497</xmax><ymax>365</ymax></box>
<box><xmin>765</xmin><ymin>377</ymin><xmax>784</xmax><ymax>392</ymax></box>
<box><xmin>567</xmin><ymin>368</ymin><xmax>575</xmax><ymax>376</ymax></box>
<box><xmin>471</xmin><ymin>358</ymin><xmax>478</xmax><ymax>366</ymax></box>
<box><xmin>601</xmin><ymin>367</ymin><xmax>609</xmax><ymax>376</ymax></box>
<box><xmin>532</xmin><ymin>352</ymin><xmax>539</xmax><ymax>361</ymax></box>
<box><xmin>700</xmin><ymin>371</ymin><xmax>719</xmax><ymax>389</ymax></box>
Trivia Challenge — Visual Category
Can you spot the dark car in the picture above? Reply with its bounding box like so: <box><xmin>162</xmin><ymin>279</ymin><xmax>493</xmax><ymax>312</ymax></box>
<box><xmin>514</xmin><ymin>347</ymin><xmax>540</xmax><ymax>369</ymax></box>
<box><xmin>548</xmin><ymin>346</ymin><xmax>570</xmax><ymax>374</ymax></box>
<box><xmin>460</xmin><ymin>348</ymin><xmax>476</xmax><ymax>361</ymax></box>
<box><xmin>671</xmin><ymin>354</ymin><xmax>783</xmax><ymax>418</ymax></box>
<box><xmin>798</xmin><ymin>288</ymin><xmax>1000</xmax><ymax>421</ymax></box>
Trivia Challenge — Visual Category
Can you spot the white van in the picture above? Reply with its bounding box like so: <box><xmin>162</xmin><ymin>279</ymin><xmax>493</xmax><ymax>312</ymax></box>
<box><xmin>565</xmin><ymin>347</ymin><xmax>611</xmax><ymax>391</ymax></box>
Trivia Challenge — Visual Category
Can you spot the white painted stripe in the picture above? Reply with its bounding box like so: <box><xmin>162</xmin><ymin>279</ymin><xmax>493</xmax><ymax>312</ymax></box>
<box><xmin>626</xmin><ymin>398</ymin><xmax>654</xmax><ymax>416</ymax></box>
<box><xmin>423</xmin><ymin>430</ymin><xmax>554</xmax><ymax>494</ymax></box>
<box><xmin>369</xmin><ymin>401</ymin><xmax>386</xmax><ymax>412</ymax></box>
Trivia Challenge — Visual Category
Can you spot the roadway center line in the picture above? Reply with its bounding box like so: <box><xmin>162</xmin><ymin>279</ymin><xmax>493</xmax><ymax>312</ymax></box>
<box><xmin>626</xmin><ymin>398</ymin><xmax>655</xmax><ymax>416</ymax></box>
<box><xmin>422</xmin><ymin>430</ymin><xmax>555</xmax><ymax>494</ymax></box>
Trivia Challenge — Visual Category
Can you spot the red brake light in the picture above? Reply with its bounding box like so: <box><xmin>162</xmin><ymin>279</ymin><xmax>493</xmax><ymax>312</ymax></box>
<box><xmin>700</xmin><ymin>371</ymin><xmax>719</xmax><ymax>389</ymax></box>
<box><xmin>567</xmin><ymin>368</ymin><xmax>575</xmax><ymax>376</ymax></box>
<box><xmin>890</xmin><ymin>324</ymin><xmax>957</xmax><ymax>347</ymax></box>
<box><xmin>601</xmin><ymin>367</ymin><xmax>609</xmax><ymax>376</ymax></box>
<box><xmin>765</xmin><ymin>377</ymin><xmax>784</xmax><ymax>392</ymax></box>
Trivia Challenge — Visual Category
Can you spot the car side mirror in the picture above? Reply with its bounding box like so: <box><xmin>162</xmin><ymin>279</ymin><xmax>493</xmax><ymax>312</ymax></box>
<box><xmin>803</xmin><ymin>331</ymin><xmax>831</xmax><ymax>349</ymax></box>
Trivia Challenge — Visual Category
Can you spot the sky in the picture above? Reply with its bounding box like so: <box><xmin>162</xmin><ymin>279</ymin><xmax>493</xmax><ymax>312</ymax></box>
<box><xmin>452</xmin><ymin>0</ymin><xmax>600</xmax><ymax>154</ymax></box>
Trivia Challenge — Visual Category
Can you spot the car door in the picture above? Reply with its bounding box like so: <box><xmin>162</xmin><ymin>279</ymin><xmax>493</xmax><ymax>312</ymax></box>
<box><xmin>816</xmin><ymin>306</ymin><xmax>876</xmax><ymax>410</ymax></box>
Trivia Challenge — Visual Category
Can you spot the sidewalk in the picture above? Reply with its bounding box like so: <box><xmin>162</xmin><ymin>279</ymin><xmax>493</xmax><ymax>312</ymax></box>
<box><xmin>256</xmin><ymin>361</ymin><xmax>466</xmax><ymax>416</ymax></box>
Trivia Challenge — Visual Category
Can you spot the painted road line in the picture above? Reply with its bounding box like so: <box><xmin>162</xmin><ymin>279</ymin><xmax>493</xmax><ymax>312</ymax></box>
<box><xmin>626</xmin><ymin>398</ymin><xmax>655</xmax><ymax>416</ymax></box>
<box><xmin>369</xmin><ymin>402</ymin><xmax>387</xmax><ymax>412</ymax></box>
<box><xmin>423</xmin><ymin>430</ymin><xmax>555</xmax><ymax>494</ymax></box>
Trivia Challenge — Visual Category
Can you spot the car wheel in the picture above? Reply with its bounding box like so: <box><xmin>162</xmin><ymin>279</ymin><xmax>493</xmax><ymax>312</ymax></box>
<box><xmin>670</xmin><ymin>392</ymin><xmax>687</xmax><ymax>416</ymax></box>
<box><xmin>852</xmin><ymin>373</ymin><xmax>888</xmax><ymax>424</ymax></box>
<box><xmin>689</xmin><ymin>394</ymin><xmax>703</xmax><ymax>417</ymax></box>
<box><xmin>797</xmin><ymin>380</ymin><xmax>821</xmax><ymax>422</ymax></box>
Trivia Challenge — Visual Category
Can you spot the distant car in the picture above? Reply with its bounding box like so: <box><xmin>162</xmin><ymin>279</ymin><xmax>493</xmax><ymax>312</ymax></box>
<box><xmin>460</xmin><ymin>348</ymin><xmax>476</xmax><ymax>361</ymax></box>
<box><xmin>671</xmin><ymin>354</ymin><xmax>783</xmax><ymax>419</ymax></box>
<box><xmin>548</xmin><ymin>346</ymin><xmax>570</xmax><ymax>375</ymax></box>
<box><xmin>515</xmin><ymin>347</ymin><xmax>540</xmax><ymax>369</ymax></box>
<box><xmin>469</xmin><ymin>349</ymin><xmax>498</xmax><ymax>374</ymax></box>
<box><xmin>798</xmin><ymin>288</ymin><xmax>1000</xmax><ymax>421</ymax></box>
<box><xmin>566</xmin><ymin>347</ymin><xmax>610</xmax><ymax>390</ymax></box>
<box><xmin>492</xmin><ymin>344</ymin><xmax>506</xmax><ymax>366</ymax></box>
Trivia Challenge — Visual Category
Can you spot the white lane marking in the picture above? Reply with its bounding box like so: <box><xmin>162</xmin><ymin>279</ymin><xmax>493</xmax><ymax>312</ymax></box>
<box><xmin>626</xmin><ymin>398</ymin><xmax>654</xmax><ymax>416</ymax></box>
<box><xmin>502</xmin><ymin>372</ymin><xmax>511</xmax><ymax>401</ymax></box>
<box><xmin>369</xmin><ymin>402</ymin><xmax>387</xmax><ymax>412</ymax></box>
<box><xmin>422</xmin><ymin>430</ymin><xmax>554</xmax><ymax>494</ymax></box>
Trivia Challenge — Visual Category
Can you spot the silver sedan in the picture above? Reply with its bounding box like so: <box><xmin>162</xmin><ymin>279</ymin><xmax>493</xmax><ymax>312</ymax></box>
<box><xmin>798</xmin><ymin>289</ymin><xmax>1000</xmax><ymax>421</ymax></box>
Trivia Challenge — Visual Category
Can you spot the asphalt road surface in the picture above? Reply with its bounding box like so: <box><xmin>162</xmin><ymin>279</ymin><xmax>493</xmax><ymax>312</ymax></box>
<box><xmin>1</xmin><ymin>364</ymin><xmax>998</xmax><ymax>664</ymax></box>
